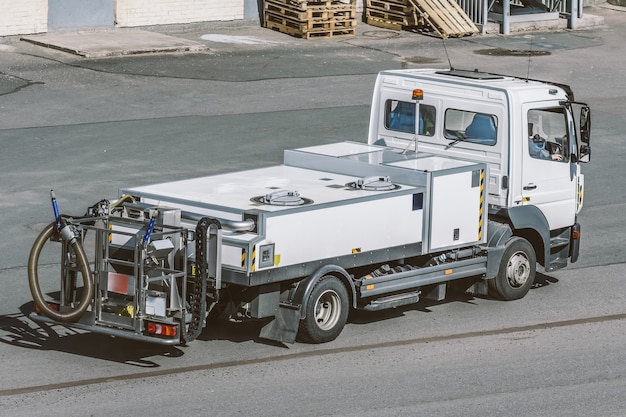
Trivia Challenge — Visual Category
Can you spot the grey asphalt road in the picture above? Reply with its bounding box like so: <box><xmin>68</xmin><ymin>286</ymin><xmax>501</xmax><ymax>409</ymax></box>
<box><xmin>1</xmin><ymin>5</ymin><xmax>626</xmax><ymax>416</ymax></box>
<box><xmin>2</xmin><ymin>264</ymin><xmax>626</xmax><ymax>416</ymax></box>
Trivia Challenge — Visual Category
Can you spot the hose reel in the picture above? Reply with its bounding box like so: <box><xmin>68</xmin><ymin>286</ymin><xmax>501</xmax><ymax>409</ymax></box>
<box><xmin>28</xmin><ymin>218</ymin><xmax>94</xmax><ymax>322</ymax></box>
<box><xmin>27</xmin><ymin>191</ymin><xmax>94</xmax><ymax>322</ymax></box>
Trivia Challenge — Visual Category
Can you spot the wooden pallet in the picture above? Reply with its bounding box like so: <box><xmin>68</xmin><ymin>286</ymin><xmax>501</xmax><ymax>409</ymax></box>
<box><xmin>265</xmin><ymin>18</ymin><xmax>357</xmax><ymax>38</ymax></box>
<box><xmin>263</xmin><ymin>0</ymin><xmax>356</xmax><ymax>39</ymax></box>
<box><xmin>365</xmin><ymin>8</ymin><xmax>409</xmax><ymax>25</ymax></box>
<box><xmin>409</xmin><ymin>0</ymin><xmax>478</xmax><ymax>37</ymax></box>
<box><xmin>365</xmin><ymin>0</ymin><xmax>477</xmax><ymax>38</ymax></box>
<box><xmin>364</xmin><ymin>0</ymin><xmax>420</xmax><ymax>31</ymax></box>
<box><xmin>265</xmin><ymin>0</ymin><xmax>356</xmax><ymax>22</ymax></box>
<box><xmin>367</xmin><ymin>0</ymin><xmax>411</xmax><ymax>14</ymax></box>
<box><xmin>364</xmin><ymin>15</ymin><xmax>404</xmax><ymax>30</ymax></box>
<box><xmin>275</xmin><ymin>0</ymin><xmax>355</xmax><ymax>9</ymax></box>
<box><xmin>265</xmin><ymin>10</ymin><xmax>357</xmax><ymax>31</ymax></box>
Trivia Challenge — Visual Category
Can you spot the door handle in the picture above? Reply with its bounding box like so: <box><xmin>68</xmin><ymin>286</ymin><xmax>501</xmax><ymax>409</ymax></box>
<box><xmin>523</xmin><ymin>184</ymin><xmax>537</xmax><ymax>191</ymax></box>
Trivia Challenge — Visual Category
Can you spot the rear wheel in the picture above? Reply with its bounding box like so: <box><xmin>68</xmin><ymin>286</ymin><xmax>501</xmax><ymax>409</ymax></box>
<box><xmin>488</xmin><ymin>237</ymin><xmax>536</xmax><ymax>301</ymax></box>
<box><xmin>298</xmin><ymin>275</ymin><xmax>349</xmax><ymax>344</ymax></box>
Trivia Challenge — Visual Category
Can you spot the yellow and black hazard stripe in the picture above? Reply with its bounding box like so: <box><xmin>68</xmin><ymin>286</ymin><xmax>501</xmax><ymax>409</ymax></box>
<box><xmin>242</xmin><ymin>247</ymin><xmax>257</xmax><ymax>272</ymax></box>
<box><xmin>578</xmin><ymin>182</ymin><xmax>584</xmax><ymax>210</ymax></box>
<box><xmin>477</xmin><ymin>169</ymin><xmax>485</xmax><ymax>241</ymax></box>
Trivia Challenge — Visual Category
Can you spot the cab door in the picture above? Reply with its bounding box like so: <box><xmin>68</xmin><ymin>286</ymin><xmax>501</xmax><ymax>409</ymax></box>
<box><xmin>521</xmin><ymin>103</ymin><xmax>576</xmax><ymax>230</ymax></box>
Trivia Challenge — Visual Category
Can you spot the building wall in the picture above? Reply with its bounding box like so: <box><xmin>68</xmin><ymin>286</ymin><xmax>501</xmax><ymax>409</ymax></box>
<box><xmin>0</xmin><ymin>0</ymin><xmax>244</xmax><ymax>36</ymax></box>
<box><xmin>48</xmin><ymin>0</ymin><xmax>114</xmax><ymax>30</ymax></box>
<box><xmin>0</xmin><ymin>0</ymin><xmax>48</xmax><ymax>36</ymax></box>
<box><xmin>115</xmin><ymin>0</ymin><xmax>244</xmax><ymax>27</ymax></box>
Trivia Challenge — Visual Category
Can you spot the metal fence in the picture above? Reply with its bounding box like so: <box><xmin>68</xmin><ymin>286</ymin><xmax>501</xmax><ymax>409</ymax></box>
<box><xmin>454</xmin><ymin>0</ymin><xmax>582</xmax><ymax>32</ymax></box>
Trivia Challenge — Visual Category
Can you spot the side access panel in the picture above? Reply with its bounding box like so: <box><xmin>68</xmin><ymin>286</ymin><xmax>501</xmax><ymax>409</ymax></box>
<box><xmin>386</xmin><ymin>156</ymin><xmax>487</xmax><ymax>253</ymax></box>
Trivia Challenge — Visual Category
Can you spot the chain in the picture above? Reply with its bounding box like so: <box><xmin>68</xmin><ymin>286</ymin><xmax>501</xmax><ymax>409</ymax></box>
<box><xmin>181</xmin><ymin>217</ymin><xmax>211</xmax><ymax>344</ymax></box>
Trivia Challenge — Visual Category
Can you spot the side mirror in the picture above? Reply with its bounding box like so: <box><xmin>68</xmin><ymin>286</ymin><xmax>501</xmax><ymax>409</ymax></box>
<box><xmin>579</xmin><ymin>106</ymin><xmax>591</xmax><ymax>162</ymax></box>
<box><xmin>580</xmin><ymin>106</ymin><xmax>591</xmax><ymax>144</ymax></box>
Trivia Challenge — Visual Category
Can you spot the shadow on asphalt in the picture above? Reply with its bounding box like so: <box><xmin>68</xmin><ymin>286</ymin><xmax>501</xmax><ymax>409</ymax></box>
<box><xmin>0</xmin><ymin>272</ymin><xmax>560</xmax><ymax>360</ymax></box>
<box><xmin>0</xmin><ymin>301</ymin><xmax>184</xmax><ymax>366</ymax></box>
<box><xmin>0</xmin><ymin>301</ymin><xmax>281</xmax><ymax>360</ymax></box>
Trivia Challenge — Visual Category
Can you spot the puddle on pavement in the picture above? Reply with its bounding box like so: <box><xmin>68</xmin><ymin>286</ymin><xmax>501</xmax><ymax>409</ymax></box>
<box><xmin>403</xmin><ymin>56</ymin><xmax>442</xmax><ymax>64</ymax></box>
<box><xmin>361</xmin><ymin>31</ymin><xmax>401</xmax><ymax>39</ymax></box>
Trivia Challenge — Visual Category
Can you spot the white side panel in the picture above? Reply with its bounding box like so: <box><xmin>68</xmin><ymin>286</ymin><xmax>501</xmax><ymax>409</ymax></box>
<box><xmin>261</xmin><ymin>194</ymin><xmax>423</xmax><ymax>269</ymax></box>
<box><xmin>429</xmin><ymin>170</ymin><xmax>483</xmax><ymax>251</ymax></box>
<box><xmin>222</xmin><ymin>244</ymin><xmax>243</xmax><ymax>269</ymax></box>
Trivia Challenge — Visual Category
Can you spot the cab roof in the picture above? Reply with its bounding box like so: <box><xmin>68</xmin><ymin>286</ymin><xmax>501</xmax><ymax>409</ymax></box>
<box><xmin>379</xmin><ymin>68</ymin><xmax>575</xmax><ymax>101</ymax></box>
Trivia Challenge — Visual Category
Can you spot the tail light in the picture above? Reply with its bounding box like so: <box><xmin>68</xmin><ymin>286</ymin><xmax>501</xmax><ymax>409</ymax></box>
<box><xmin>146</xmin><ymin>321</ymin><xmax>177</xmax><ymax>337</ymax></box>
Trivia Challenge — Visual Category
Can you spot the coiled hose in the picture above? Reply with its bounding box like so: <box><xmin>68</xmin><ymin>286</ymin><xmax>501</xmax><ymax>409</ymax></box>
<box><xmin>28</xmin><ymin>220</ymin><xmax>94</xmax><ymax>322</ymax></box>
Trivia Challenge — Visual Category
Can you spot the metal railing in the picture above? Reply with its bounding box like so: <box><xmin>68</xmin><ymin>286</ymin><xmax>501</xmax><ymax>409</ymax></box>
<box><xmin>453</xmin><ymin>0</ymin><xmax>581</xmax><ymax>33</ymax></box>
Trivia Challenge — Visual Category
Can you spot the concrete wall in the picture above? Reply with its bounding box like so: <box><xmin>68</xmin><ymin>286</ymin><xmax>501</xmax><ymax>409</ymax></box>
<box><xmin>0</xmin><ymin>0</ymin><xmax>48</xmax><ymax>36</ymax></box>
<box><xmin>115</xmin><ymin>0</ymin><xmax>244</xmax><ymax>27</ymax></box>
<box><xmin>0</xmin><ymin>0</ymin><xmax>244</xmax><ymax>35</ymax></box>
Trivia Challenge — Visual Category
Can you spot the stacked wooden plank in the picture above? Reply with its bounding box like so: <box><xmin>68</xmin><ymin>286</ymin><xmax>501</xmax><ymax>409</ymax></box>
<box><xmin>264</xmin><ymin>0</ymin><xmax>357</xmax><ymax>39</ymax></box>
<box><xmin>365</xmin><ymin>0</ymin><xmax>478</xmax><ymax>38</ymax></box>
<box><xmin>364</xmin><ymin>0</ymin><xmax>422</xmax><ymax>30</ymax></box>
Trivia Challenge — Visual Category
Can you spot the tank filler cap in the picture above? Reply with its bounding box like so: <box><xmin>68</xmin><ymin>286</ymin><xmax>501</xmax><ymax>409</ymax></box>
<box><xmin>347</xmin><ymin>176</ymin><xmax>399</xmax><ymax>191</ymax></box>
<box><xmin>252</xmin><ymin>189</ymin><xmax>313</xmax><ymax>206</ymax></box>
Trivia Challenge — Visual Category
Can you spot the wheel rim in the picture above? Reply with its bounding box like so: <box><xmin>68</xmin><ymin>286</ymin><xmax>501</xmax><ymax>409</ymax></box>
<box><xmin>506</xmin><ymin>251</ymin><xmax>531</xmax><ymax>288</ymax></box>
<box><xmin>314</xmin><ymin>289</ymin><xmax>341</xmax><ymax>331</ymax></box>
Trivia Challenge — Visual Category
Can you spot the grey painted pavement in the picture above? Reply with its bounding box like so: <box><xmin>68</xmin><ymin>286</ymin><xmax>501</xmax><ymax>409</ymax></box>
<box><xmin>21</xmin><ymin>29</ymin><xmax>207</xmax><ymax>57</ymax></box>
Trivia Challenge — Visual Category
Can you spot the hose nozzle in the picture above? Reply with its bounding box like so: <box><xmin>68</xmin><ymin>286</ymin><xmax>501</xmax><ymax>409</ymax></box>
<box><xmin>50</xmin><ymin>189</ymin><xmax>61</xmax><ymax>228</ymax></box>
<box><xmin>49</xmin><ymin>189</ymin><xmax>76</xmax><ymax>244</ymax></box>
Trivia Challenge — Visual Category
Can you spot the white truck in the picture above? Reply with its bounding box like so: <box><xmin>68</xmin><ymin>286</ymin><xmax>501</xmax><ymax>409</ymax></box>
<box><xmin>28</xmin><ymin>68</ymin><xmax>591</xmax><ymax>345</ymax></box>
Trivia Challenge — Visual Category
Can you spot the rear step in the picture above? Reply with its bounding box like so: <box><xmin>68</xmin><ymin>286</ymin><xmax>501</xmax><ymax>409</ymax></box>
<box><xmin>548</xmin><ymin>235</ymin><xmax>570</xmax><ymax>272</ymax></box>
<box><xmin>550</xmin><ymin>237</ymin><xmax>569</xmax><ymax>249</ymax></box>
<box><xmin>361</xmin><ymin>291</ymin><xmax>420</xmax><ymax>311</ymax></box>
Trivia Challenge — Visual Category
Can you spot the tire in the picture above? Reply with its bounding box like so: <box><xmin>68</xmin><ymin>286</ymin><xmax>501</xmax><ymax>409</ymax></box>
<box><xmin>298</xmin><ymin>275</ymin><xmax>349</xmax><ymax>344</ymax></box>
<box><xmin>488</xmin><ymin>237</ymin><xmax>536</xmax><ymax>301</ymax></box>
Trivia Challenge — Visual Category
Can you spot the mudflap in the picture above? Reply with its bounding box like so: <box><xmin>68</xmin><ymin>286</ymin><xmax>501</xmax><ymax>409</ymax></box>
<box><xmin>569</xmin><ymin>222</ymin><xmax>581</xmax><ymax>263</ymax></box>
<box><xmin>259</xmin><ymin>302</ymin><xmax>301</xmax><ymax>344</ymax></box>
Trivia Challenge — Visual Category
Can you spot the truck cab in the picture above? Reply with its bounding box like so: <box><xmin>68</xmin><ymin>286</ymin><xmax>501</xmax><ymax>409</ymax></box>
<box><xmin>368</xmin><ymin>68</ymin><xmax>591</xmax><ymax>272</ymax></box>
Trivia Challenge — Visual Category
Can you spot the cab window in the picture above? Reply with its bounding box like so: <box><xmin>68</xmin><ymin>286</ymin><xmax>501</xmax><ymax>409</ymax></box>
<box><xmin>444</xmin><ymin>109</ymin><xmax>497</xmax><ymax>146</ymax></box>
<box><xmin>527</xmin><ymin>108</ymin><xmax>569</xmax><ymax>162</ymax></box>
<box><xmin>385</xmin><ymin>100</ymin><xmax>435</xmax><ymax>136</ymax></box>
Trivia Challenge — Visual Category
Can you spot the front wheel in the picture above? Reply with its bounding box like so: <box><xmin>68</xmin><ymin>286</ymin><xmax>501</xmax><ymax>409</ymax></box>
<box><xmin>488</xmin><ymin>237</ymin><xmax>536</xmax><ymax>301</ymax></box>
<box><xmin>298</xmin><ymin>275</ymin><xmax>349</xmax><ymax>344</ymax></box>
